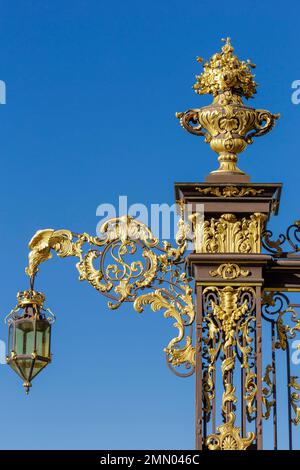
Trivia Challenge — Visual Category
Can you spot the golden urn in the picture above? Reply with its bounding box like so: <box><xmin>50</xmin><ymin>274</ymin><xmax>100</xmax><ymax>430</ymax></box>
<box><xmin>176</xmin><ymin>38</ymin><xmax>279</xmax><ymax>179</ymax></box>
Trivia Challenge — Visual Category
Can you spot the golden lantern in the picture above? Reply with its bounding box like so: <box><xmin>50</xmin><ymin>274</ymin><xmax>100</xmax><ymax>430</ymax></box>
<box><xmin>6</xmin><ymin>290</ymin><xmax>54</xmax><ymax>393</ymax></box>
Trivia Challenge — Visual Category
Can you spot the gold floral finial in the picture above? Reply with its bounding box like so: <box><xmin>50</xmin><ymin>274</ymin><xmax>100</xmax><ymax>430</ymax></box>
<box><xmin>176</xmin><ymin>38</ymin><xmax>279</xmax><ymax>177</ymax></box>
<box><xmin>193</xmin><ymin>37</ymin><xmax>257</xmax><ymax>99</ymax></box>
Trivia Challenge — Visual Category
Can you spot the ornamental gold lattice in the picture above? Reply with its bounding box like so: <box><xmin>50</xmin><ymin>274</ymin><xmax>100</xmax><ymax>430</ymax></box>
<box><xmin>202</xmin><ymin>285</ymin><xmax>257</xmax><ymax>448</ymax></box>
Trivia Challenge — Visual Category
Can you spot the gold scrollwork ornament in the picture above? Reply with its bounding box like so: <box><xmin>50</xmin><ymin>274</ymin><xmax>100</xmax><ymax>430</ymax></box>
<box><xmin>289</xmin><ymin>376</ymin><xmax>300</xmax><ymax>425</ymax></box>
<box><xmin>209</xmin><ymin>263</ymin><xmax>250</xmax><ymax>280</ymax></box>
<box><xmin>262</xmin><ymin>365</ymin><xmax>275</xmax><ymax>420</ymax></box>
<box><xmin>195</xmin><ymin>186</ymin><xmax>264</xmax><ymax>198</ymax></box>
<box><xmin>25</xmin><ymin>216</ymin><xmax>195</xmax><ymax>371</ymax></box>
<box><xmin>206</xmin><ymin>412</ymin><xmax>255</xmax><ymax>450</ymax></box>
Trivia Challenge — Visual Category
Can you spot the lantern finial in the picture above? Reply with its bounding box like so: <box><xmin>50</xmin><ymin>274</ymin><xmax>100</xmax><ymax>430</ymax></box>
<box><xmin>23</xmin><ymin>381</ymin><xmax>32</xmax><ymax>394</ymax></box>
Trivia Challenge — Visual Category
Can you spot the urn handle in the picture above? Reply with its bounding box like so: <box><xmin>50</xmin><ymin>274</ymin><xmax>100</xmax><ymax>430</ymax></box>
<box><xmin>246</xmin><ymin>109</ymin><xmax>280</xmax><ymax>144</ymax></box>
<box><xmin>176</xmin><ymin>109</ymin><xmax>211</xmax><ymax>142</ymax></box>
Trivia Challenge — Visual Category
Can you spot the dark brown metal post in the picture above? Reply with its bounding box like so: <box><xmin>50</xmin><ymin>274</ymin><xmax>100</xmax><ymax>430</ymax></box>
<box><xmin>286</xmin><ymin>343</ymin><xmax>293</xmax><ymax>450</ymax></box>
<box><xmin>195</xmin><ymin>284</ymin><xmax>203</xmax><ymax>450</ymax></box>
<box><xmin>271</xmin><ymin>322</ymin><xmax>278</xmax><ymax>450</ymax></box>
<box><xmin>177</xmin><ymin>179</ymin><xmax>284</xmax><ymax>451</ymax></box>
<box><xmin>256</xmin><ymin>286</ymin><xmax>263</xmax><ymax>450</ymax></box>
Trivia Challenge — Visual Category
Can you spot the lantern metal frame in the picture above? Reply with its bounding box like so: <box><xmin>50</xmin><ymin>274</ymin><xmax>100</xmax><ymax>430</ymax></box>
<box><xmin>5</xmin><ymin>290</ymin><xmax>55</xmax><ymax>393</ymax></box>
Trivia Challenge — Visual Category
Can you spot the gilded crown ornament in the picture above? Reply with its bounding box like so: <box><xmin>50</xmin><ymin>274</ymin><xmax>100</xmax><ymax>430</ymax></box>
<box><xmin>176</xmin><ymin>38</ymin><xmax>280</xmax><ymax>179</ymax></box>
<box><xmin>16</xmin><ymin>289</ymin><xmax>46</xmax><ymax>307</ymax></box>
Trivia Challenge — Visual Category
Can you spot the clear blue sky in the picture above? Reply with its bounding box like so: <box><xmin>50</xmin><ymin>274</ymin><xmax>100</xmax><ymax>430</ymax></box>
<box><xmin>0</xmin><ymin>0</ymin><xmax>300</xmax><ymax>450</ymax></box>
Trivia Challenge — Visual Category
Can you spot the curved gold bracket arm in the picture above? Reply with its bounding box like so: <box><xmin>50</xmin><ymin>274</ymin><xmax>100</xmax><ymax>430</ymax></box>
<box><xmin>25</xmin><ymin>216</ymin><xmax>195</xmax><ymax>374</ymax></box>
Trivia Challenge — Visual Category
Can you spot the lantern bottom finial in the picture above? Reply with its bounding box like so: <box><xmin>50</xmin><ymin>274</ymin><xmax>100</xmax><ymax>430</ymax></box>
<box><xmin>23</xmin><ymin>381</ymin><xmax>32</xmax><ymax>394</ymax></box>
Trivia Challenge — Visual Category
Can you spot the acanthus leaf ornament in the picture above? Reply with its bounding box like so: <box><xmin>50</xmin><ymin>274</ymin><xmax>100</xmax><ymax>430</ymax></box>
<box><xmin>133</xmin><ymin>284</ymin><xmax>195</xmax><ymax>368</ymax></box>
<box><xmin>206</xmin><ymin>412</ymin><xmax>255</xmax><ymax>451</ymax></box>
<box><xmin>196</xmin><ymin>213</ymin><xmax>267</xmax><ymax>254</ymax></box>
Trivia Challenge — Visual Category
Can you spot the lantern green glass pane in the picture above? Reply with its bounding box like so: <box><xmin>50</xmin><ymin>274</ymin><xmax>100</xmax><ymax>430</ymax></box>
<box><xmin>31</xmin><ymin>359</ymin><xmax>48</xmax><ymax>380</ymax></box>
<box><xmin>17</xmin><ymin>358</ymin><xmax>33</xmax><ymax>381</ymax></box>
<box><xmin>35</xmin><ymin>321</ymin><xmax>51</xmax><ymax>357</ymax></box>
<box><xmin>15</xmin><ymin>320</ymin><xmax>34</xmax><ymax>355</ymax></box>
<box><xmin>8</xmin><ymin>359</ymin><xmax>24</xmax><ymax>380</ymax></box>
